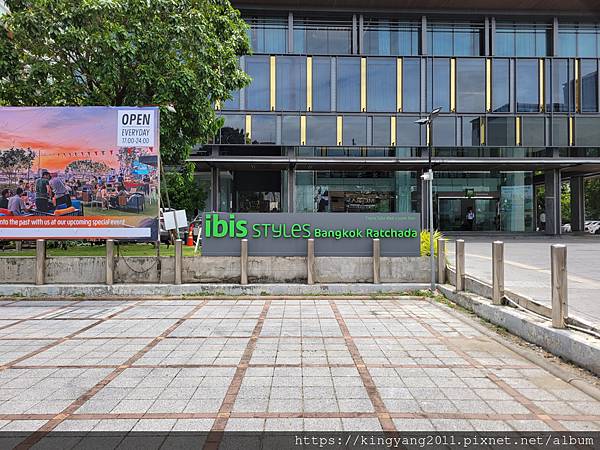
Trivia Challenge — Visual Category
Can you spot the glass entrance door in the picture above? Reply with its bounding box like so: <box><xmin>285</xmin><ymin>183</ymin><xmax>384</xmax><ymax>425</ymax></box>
<box><xmin>438</xmin><ymin>197</ymin><xmax>499</xmax><ymax>231</ymax></box>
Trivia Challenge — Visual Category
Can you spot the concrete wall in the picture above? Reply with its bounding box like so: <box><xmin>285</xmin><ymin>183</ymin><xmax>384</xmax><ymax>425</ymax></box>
<box><xmin>0</xmin><ymin>255</ymin><xmax>432</xmax><ymax>285</ymax></box>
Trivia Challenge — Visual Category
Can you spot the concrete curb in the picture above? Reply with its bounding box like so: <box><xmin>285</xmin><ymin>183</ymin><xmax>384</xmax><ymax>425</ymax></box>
<box><xmin>0</xmin><ymin>283</ymin><xmax>430</xmax><ymax>299</ymax></box>
<box><xmin>437</xmin><ymin>284</ymin><xmax>600</xmax><ymax>378</ymax></box>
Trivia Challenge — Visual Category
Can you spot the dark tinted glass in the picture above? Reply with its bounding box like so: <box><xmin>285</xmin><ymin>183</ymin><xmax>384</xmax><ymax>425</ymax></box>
<box><xmin>307</xmin><ymin>116</ymin><xmax>336</xmax><ymax>146</ymax></box>
<box><xmin>551</xmin><ymin>59</ymin><xmax>573</xmax><ymax>112</ymax></box>
<box><xmin>522</xmin><ymin>117</ymin><xmax>545</xmax><ymax>146</ymax></box>
<box><xmin>367</xmin><ymin>58</ymin><xmax>396</xmax><ymax>112</ymax></box>
<box><xmin>372</xmin><ymin>116</ymin><xmax>391</xmax><ymax>146</ymax></box>
<box><xmin>456</xmin><ymin>59</ymin><xmax>485</xmax><ymax>112</ymax></box>
<box><xmin>246</xmin><ymin>17</ymin><xmax>287</xmax><ymax>53</ymax></box>
<box><xmin>581</xmin><ymin>60</ymin><xmax>598</xmax><ymax>112</ymax></box>
<box><xmin>402</xmin><ymin>58</ymin><xmax>421</xmax><ymax>112</ymax></box>
<box><xmin>432</xmin><ymin>116</ymin><xmax>455</xmax><ymax>146</ymax></box>
<box><xmin>246</xmin><ymin>56</ymin><xmax>270</xmax><ymax>111</ymax></box>
<box><xmin>492</xmin><ymin>59</ymin><xmax>510</xmax><ymax>112</ymax></box>
<box><xmin>313</xmin><ymin>57</ymin><xmax>331</xmax><ymax>112</ymax></box>
<box><xmin>426</xmin><ymin>58</ymin><xmax>450</xmax><ymax>112</ymax></box>
<box><xmin>251</xmin><ymin>115</ymin><xmax>277</xmax><ymax>144</ymax></box>
<box><xmin>282</xmin><ymin>116</ymin><xmax>300</xmax><ymax>145</ymax></box>
<box><xmin>220</xmin><ymin>115</ymin><xmax>246</xmax><ymax>144</ymax></box>
<box><xmin>396</xmin><ymin>116</ymin><xmax>421</xmax><ymax>146</ymax></box>
<box><xmin>363</xmin><ymin>20</ymin><xmax>419</xmax><ymax>55</ymax></box>
<box><xmin>343</xmin><ymin>116</ymin><xmax>367</xmax><ymax>146</ymax></box>
<box><xmin>462</xmin><ymin>116</ymin><xmax>481</xmax><ymax>146</ymax></box>
<box><xmin>552</xmin><ymin>117</ymin><xmax>568</xmax><ymax>146</ymax></box>
<box><xmin>575</xmin><ymin>117</ymin><xmax>600</xmax><ymax>146</ymax></box>
<box><xmin>516</xmin><ymin>59</ymin><xmax>539</xmax><ymax>112</ymax></box>
<box><xmin>337</xmin><ymin>58</ymin><xmax>361</xmax><ymax>112</ymax></box>
<box><xmin>277</xmin><ymin>57</ymin><xmax>306</xmax><ymax>111</ymax></box>
<box><xmin>487</xmin><ymin>117</ymin><xmax>515</xmax><ymax>146</ymax></box>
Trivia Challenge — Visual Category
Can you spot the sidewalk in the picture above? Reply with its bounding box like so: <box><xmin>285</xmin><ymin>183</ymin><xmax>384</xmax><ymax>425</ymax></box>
<box><xmin>0</xmin><ymin>296</ymin><xmax>598</xmax><ymax>448</ymax></box>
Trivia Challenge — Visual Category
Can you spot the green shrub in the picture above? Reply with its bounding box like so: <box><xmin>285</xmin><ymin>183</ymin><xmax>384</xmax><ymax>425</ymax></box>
<box><xmin>420</xmin><ymin>229</ymin><xmax>443</xmax><ymax>256</ymax></box>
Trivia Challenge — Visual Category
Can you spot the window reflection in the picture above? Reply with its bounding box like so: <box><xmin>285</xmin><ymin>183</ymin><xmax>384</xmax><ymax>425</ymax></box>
<box><xmin>550</xmin><ymin>59</ymin><xmax>574</xmax><ymax>113</ymax></box>
<box><xmin>367</xmin><ymin>58</ymin><xmax>396</xmax><ymax>112</ymax></box>
<box><xmin>426</xmin><ymin>58</ymin><xmax>450</xmax><ymax>113</ymax></box>
<box><xmin>312</xmin><ymin>58</ymin><xmax>331</xmax><ymax>112</ymax></box>
<box><xmin>372</xmin><ymin>116</ymin><xmax>391</xmax><ymax>146</ymax></box>
<box><xmin>251</xmin><ymin>115</ymin><xmax>277</xmax><ymax>144</ymax></box>
<box><xmin>307</xmin><ymin>116</ymin><xmax>336</xmax><ymax>146</ymax></box>
<box><xmin>575</xmin><ymin>117</ymin><xmax>600</xmax><ymax>146</ymax></box>
<box><xmin>515</xmin><ymin>59</ymin><xmax>539</xmax><ymax>112</ymax></box>
<box><xmin>428</xmin><ymin>22</ymin><xmax>483</xmax><ymax>56</ymax></box>
<box><xmin>495</xmin><ymin>22</ymin><xmax>549</xmax><ymax>57</ymax></box>
<box><xmin>276</xmin><ymin>57</ymin><xmax>306</xmax><ymax>111</ymax></box>
<box><xmin>456</xmin><ymin>59</ymin><xmax>485</xmax><ymax>112</ymax></box>
<box><xmin>462</xmin><ymin>116</ymin><xmax>481</xmax><ymax>146</ymax></box>
<box><xmin>219</xmin><ymin>115</ymin><xmax>246</xmax><ymax>144</ymax></box>
<box><xmin>581</xmin><ymin>60</ymin><xmax>598</xmax><ymax>112</ymax></box>
<box><xmin>363</xmin><ymin>19</ymin><xmax>419</xmax><ymax>55</ymax></box>
<box><xmin>487</xmin><ymin>117</ymin><xmax>515</xmax><ymax>146</ymax></box>
<box><xmin>342</xmin><ymin>116</ymin><xmax>367</xmax><ymax>146</ymax></box>
<box><xmin>294</xmin><ymin>18</ymin><xmax>352</xmax><ymax>54</ymax></box>
<box><xmin>246</xmin><ymin>56</ymin><xmax>270</xmax><ymax>111</ymax></box>
<box><xmin>337</xmin><ymin>58</ymin><xmax>361</xmax><ymax>112</ymax></box>
<box><xmin>282</xmin><ymin>116</ymin><xmax>300</xmax><ymax>145</ymax></box>
<box><xmin>245</xmin><ymin>17</ymin><xmax>287</xmax><ymax>53</ymax></box>
<box><xmin>521</xmin><ymin>117</ymin><xmax>545</xmax><ymax>146</ymax></box>
<box><xmin>558</xmin><ymin>24</ymin><xmax>600</xmax><ymax>57</ymax></box>
<box><xmin>552</xmin><ymin>117</ymin><xmax>568</xmax><ymax>146</ymax></box>
<box><xmin>396</xmin><ymin>116</ymin><xmax>421</xmax><ymax>146</ymax></box>
<box><xmin>402</xmin><ymin>58</ymin><xmax>421</xmax><ymax>112</ymax></box>
<box><xmin>432</xmin><ymin>117</ymin><xmax>455</xmax><ymax>146</ymax></box>
<box><xmin>492</xmin><ymin>59</ymin><xmax>510</xmax><ymax>112</ymax></box>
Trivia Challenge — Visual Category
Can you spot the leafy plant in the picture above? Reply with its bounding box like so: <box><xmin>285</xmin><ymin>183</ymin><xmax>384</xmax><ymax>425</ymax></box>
<box><xmin>420</xmin><ymin>229</ymin><xmax>443</xmax><ymax>257</ymax></box>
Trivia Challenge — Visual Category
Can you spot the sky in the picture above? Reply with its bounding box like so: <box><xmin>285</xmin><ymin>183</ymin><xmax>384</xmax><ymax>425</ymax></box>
<box><xmin>0</xmin><ymin>107</ymin><xmax>158</xmax><ymax>172</ymax></box>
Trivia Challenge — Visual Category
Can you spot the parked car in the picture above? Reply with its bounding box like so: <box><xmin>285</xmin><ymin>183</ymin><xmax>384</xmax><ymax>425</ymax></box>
<box><xmin>561</xmin><ymin>223</ymin><xmax>571</xmax><ymax>233</ymax></box>
<box><xmin>586</xmin><ymin>220</ymin><xmax>600</xmax><ymax>234</ymax></box>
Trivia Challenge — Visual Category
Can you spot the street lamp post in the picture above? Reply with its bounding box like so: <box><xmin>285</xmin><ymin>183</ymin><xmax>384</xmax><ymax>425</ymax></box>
<box><xmin>416</xmin><ymin>108</ymin><xmax>441</xmax><ymax>291</ymax></box>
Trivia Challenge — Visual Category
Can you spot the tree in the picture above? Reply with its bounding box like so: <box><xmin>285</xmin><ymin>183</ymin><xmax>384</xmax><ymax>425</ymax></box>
<box><xmin>0</xmin><ymin>0</ymin><xmax>250</xmax><ymax>212</ymax></box>
<box><xmin>65</xmin><ymin>160</ymin><xmax>111</xmax><ymax>178</ymax></box>
<box><xmin>0</xmin><ymin>147</ymin><xmax>35</xmax><ymax>186</ymax></box>
<box><xmin>585</xmin><ymin>177</ymin><xmax>600</xmax><ymax>220</ymax></box>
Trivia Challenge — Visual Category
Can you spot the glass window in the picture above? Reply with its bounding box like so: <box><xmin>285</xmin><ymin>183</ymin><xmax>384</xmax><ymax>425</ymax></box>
<box><xmin>581</xmin><ymin>60</ymin><xmax>598</xmax><ymax>112</ymax></box>
<box><xmin>495</xmin><ymin>22</ymin><xmax>549</xmax><ymax>57</ymax></box>
<box><xmin>245</xmin><ymin>17</ymin><xmax>287</xmax><ymax>53</ymax></box>
<box><xmin>456</xmin><ymin>58</ymin><xmax>485</xmax><ymax>112</ymax></box>
<box><xmin>312</xmin><ymin>57</ymin><xmax>331</xmax><ymax>112</ymax></box>
<box><xmin>575</xmin><ymin>117</ymin><xmax>600</xmax><ymax>146</ymax></box>
<box><xmin>246</xmin><ymin>56</ymin><xmax>270</xmax><ymax>111</ymax></box>
<box><xmin>426</xmin><ymin>58</ymin><xmax>450</xmax><ymax>112</ymax></box>
<box><xmin>521</xmin><ymin>117</ymin><xmax>545</xmax><ymax>146</ymax></box>
<box><xmin>402</xmin><ymin>58</ymin><xmax>421</xmax><ymax>112</ymax></box>
<box><xmin>307</xmin><ymin>115</ymin><xmax>336</xmax><ymax>146</ymax></box>
<box><xmin>487</xmin><ymin>117</ymin><xmax>515</xmax><ymax>146</ymax></box>
<box><xmin>276</xmin><ymin>56</ymin><xmax>306</xmax><ymax>111</ymax></box>
<box><xmin>551</xmin><ymin>59</ymin><xmax>573</xmax><ymax>112</ymax></box>
<box><xmin>342</xmin><ymin>116</ymin><xmax>367</xmax><ymax>146</ymax></box>
<box><xmin>372</xmin><ymin>116</ymin><xmax>391</xmax><ymax>146</ymax></box>
<box><xmin>251</xmin><ymin>115</ymin><xmax>276</xmax><ymax>144</ymax></box>
<box><xmin>552</xmin><ymin>117</ymin><xmax>569</xmax><ymax>146</ymax></box>
<box><xmin>367</xmin><ymin>58</ymin><xmax>396</xmax><ymax>112</ymax></box>
<box><xmin>558</xmin><ymin>24</ymin><xmax>600</xmax><ymax>57</ymax></box>
<box><xmin>294</xmin><ymin>18</ymin><xmax>352</xmax><ymax>54</ymax></box>
<box><xmin>223</xmin><ymin>90</ymin><xmax>240</xmax><ymax>110</ymax></box>
<box><xmin>462</xmin><ymin>116</ymin><xmax>481</xmax><ymax>146</ymax></box>
<box><xmin>516</xmin><ymin>59</ymin><xmax>539</xmax><ymax>112</ymax></box>
<box><xmin>336</xmin><ymin>58</ymin><xmax>361</xmax><ymax>112</ymax></box>
<box><xmin>428</xmin><ymin>22</ymin><xmax>483</xmax><ymax>56</ymax></box>
<box><xmin>219</xmin><ymin>115</ymin><xmax>246</xmax><ymax>144</ymax></box>
<box><xmin>396</xmin><ymin>116</ymin><xmax>421</xmax><ymax>146</ymax></box>
<box><xmin>363</xmin><ymin>19</ymin><xmax>419</xmax><ymax>56</ymax></box>
<box><xmin>432</xmin><ymin>116</ymin><xmax>455</xmax><ymax>146</ymax></box>
<box><xmin>492</xmin><ymin>59</ymin><xmax>510</xmax><ymax>112</ymax></box>
<box><xmin>282</xmin><ymin>116</ymin><xmax>300</xmax><ymax>145</ymax></box>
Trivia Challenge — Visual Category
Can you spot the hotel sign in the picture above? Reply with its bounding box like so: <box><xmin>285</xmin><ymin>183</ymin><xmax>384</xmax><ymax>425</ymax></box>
<box><xmin>201</xmin><ymin>213</ymin><xmax>420</xmax><ymax>257</ymax></box>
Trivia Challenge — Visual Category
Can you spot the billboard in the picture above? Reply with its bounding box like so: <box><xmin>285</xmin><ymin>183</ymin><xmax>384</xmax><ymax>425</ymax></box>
<box><xmin>0</xmin><ymin>107</ymin><xmax>159</xmax><ymax>240</ymax></box>
<box><xmin>201</xmin><ymin>213</ymin><xmax>421</xmax><ymax>257</ymax></box>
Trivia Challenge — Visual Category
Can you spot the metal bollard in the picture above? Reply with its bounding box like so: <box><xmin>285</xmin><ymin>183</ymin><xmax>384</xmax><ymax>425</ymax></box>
<box><xmin>106</xmin><ymin>239</ymin><xmax>115</xmax><ymax>285</ymax></box>
<box><xmin>240</xmin><ymin>239</ymin><xmax>248</xmax><ymax>285</ymax></box>
<box><xmin>455</xmin><ymin>239</ymin><xmax>465</xmax><ymax>291</ymax></box>
<box><xmin>307</xmin><ymin>238</ymin><xmax>315</xmax><ymax>285</ymax></box>
<box><xmin>174</xmin><ymin>239</ymin><xmax>182</xmax><ymax>285</ymax></box>
<box><xmin>551</xmin><ymin>244</ymin><xmax>568</xmax><ymax>329</ymax></box>
<box><xmin>35</xmin><ymin>239</ymin><xmax>45</xmax><ymax>285</ymax></box>
<box><xmin>437</xmin><ymin>238</ymin><xmax>446</xmax><ymax>284</ymax></box>
<box><xmin>492</xmin><ymin>241</ymin><xmax>504</xmax><ymax>305</ymax></box>
<box><xmin>373</xmin><ymin>239</ymin><xmax>381</xmax><ymax>284</ymax></box>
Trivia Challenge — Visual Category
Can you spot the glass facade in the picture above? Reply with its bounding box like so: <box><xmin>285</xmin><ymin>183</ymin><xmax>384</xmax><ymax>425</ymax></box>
<box><xmin>495</xmin><ymin>22</ymin><xmax>549</xmax><ymax>57</ymax></box>
<box><xmin>428</xmin><ymin>22</ymin><xmax>483</xmax><ymax>56</ymax></box>
<box><xmin>456</xmin><ymin>59</ymin><xmax>485</xmax><ymax>112</ymax></box>
<box><xmin>246</xmin><ymin>17</ymin><xmax>287</xmax><ymax>53</ymax></box>
<box><xmin>294</xmin><ymin>18</ymin><xmax>352</xmax><ymax>54</ymax></box>
<box><xmin>363</xmin><ymin>19</ymin><xmax>419</xmax><ymax>55</ymax></box>
<box><xmin>367</xmin><ymin>58</ymin><xmax>396</xmax><ymax>112</ymax></box>
<box><xmin>336</xmin><ymin>58</ymin><xmax>361</xmax><ymax>111</ymax></box>
<box><xmin>558</xmin><ymin>24</ymin><xmax>600</xmax><ymax>57</ymax></box>
<box><xmin>276</xmin><ymin>56</ymin><xmax>306</xmax><ymax>111</ymax></box>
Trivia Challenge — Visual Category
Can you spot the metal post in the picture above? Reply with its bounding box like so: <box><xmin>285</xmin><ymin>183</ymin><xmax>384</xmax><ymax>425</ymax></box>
<box><xmin>106</xmin><ymin>239</ymin><xmax>114</xmax><ymax>285</ymax></box>
<box><xmin>35</xmin><ymin>239</ymin><xmax>45</xmax><ymax>285</ymax></box>
<box><xmin>372</xmin><ymin>239</ymin><xmax>380</xmax><ymax>284</ymax></box>
<box><xmin>492</xmin><ymin>241</ymin><xmax>504</xmax><ymax>305</ymax></box>
<box><xmin>16</xmin><ymin>241</ymin><xmax>22</xmax><ymax>252</ymax></box>
<box><xmin>174</xmin><ymin>239</ymin><xmax>183</xmax><ymax>285</ymax></box>
<box><xmin>240</xmin><ymin>239</ymin><xmax>248</xmax><ymax>285</ymax></box>
<box><xmin>307</xmin><ymin>239</ymin><xmax>315</xmax><ymax>285</ymax></box>
<box><xmin>456</xmin><ymin>239</ymin><xmax>465</xmax><ymax>291</ymax></box>
<box><xmin>429</xmin><ymin>173</ymin><xmax>435</xmax><ymax>290</ymax></box>
<box><xmin>437</xmin><ymin>238</ymin><xmax>446</xmax><ymax>285</ymax></box>
<box><xmin>551</xmin><ymin>244</ymin><xmax>568</xmax><ymax>328</ymax></box>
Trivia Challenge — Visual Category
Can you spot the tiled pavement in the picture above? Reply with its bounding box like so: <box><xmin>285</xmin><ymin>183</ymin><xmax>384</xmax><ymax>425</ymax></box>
<box><xmin>0</xmin><ymin>297</ymin><xmax>599</xmax><ymax>445</ymax></box>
